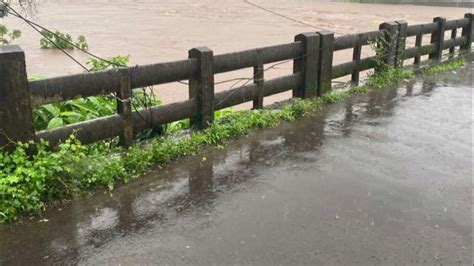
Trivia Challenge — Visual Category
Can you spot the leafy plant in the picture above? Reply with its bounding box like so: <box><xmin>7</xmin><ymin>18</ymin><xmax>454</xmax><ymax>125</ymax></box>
<box><xmin>39</xmin><ymin>30</ymin><xmax>88</xmax><ymax>50</ymax></box>
<box><xmin>0</xmin><ymin>136</ymin><xmax>87</xmax><ymax>222</ymax></box>
<box><xmin>0</xmin><ymin>23</ymin><xmax>21</xmax><ymax>45</ymax></box>
<box><xmin>32</xmin><ymin>56</ymin><xmax>160</xmax><ymax>131</ymax></box>
<box><xmin>87</xmin><ymin>56</ymin><xmax>128</xmax><ymax>71</ymax></box>
<box><xmin>165</xmin><ymin>108</ymin><xmax>234</xmax><ymax>133</ymax></box>
<box><xmin>76</xmin><ymin>35</ymin><xmax>88</xmax><ymax>50</ymax></box>
<box><xmin>368</xmin><ymin>31</ymin><xmax>405</xmax><ymax>71</ymax></box>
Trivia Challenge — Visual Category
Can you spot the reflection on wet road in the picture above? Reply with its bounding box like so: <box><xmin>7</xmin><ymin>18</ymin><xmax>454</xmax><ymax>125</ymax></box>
<box><xmin>0</xmin><ymin>62</ymin><xmax>472</xmax><ymax>265</ymax></box>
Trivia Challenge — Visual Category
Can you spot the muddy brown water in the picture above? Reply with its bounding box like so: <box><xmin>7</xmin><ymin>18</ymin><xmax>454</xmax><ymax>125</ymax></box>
<box><xmin>0</xmin><ymin>59</ymin><xmax>472</xmax><ymax>265</ymax></box>
<box><xmin>2</xmin><ymin>0</ymin><xmax>471</xmax><ymax>107</ymax></box>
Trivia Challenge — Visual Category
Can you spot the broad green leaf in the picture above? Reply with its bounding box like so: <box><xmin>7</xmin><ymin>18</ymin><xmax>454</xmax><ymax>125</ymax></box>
<box><xmin>47</xmin><ymin>117</ymin><xmax>64</xmax><ymax>129</ymax></box>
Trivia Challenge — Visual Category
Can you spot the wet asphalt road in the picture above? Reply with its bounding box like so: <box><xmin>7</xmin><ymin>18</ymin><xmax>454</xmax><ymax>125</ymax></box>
<box><xmin>0</xmin><ymin>62</ymin><xmax>473</xmax><ymax>265</ymax></box>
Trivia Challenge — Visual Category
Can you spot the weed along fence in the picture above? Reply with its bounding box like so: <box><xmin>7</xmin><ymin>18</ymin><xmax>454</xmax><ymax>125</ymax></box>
<box><xmin>0</xmin><ymin>14</ymin><xmax>472</xmax><ymax>149</ymax></box>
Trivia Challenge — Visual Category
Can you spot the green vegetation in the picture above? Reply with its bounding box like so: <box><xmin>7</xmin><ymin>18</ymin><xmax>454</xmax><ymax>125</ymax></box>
<box><xmin>0</xmin><ymin>58</ymin><xmax>467</xmax><ymax>223</ymax></box>
<box><xmin>39</xmin><ymin>30</ymin><xmax>88</xmax><ymax>50</ymax></box>
<box><xmin>420</xmin><ymin>58</ymin><xmax>466</xmax><ymax>75</ymax></box>
<box><xmin>0</xmin><ymin>24</ymin><xmax>21</xmax><ymax>45</ymax></box>
<box><xmin>32</xmin><ymin>56</ymin><xmax>160</xmax><ymax>131</ymax></box>
<box><xmin>352</xmin><ymin>67</ymin><xmax>414</xmax><ymax>94</ymax></box>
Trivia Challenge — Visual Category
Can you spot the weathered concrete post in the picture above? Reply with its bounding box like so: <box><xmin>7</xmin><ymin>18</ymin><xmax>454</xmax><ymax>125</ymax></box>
<box><xmin>414</xmin><ymin>33</ymin><xmax>423</xmax><ymax>65</ymax></box>
<box><xmin>189</xmin><ymin>47</ymin><xmax>215</xmax><ymax>129</ymax></box>
<box><xmin>429</xmin><ymin>17</ymin><xmax>446</xmax><ymax>61</ymax></box>
<box><xmin>461</xmin><ymin>13</ymin><xmax>473</xmax><ymax>52</ymax></box>
<box><xmin>351</xmin><ymin>41</ymin><xmax>362</xmax><ymax>84</ymax></box>
<box><xmin>318</xmin><ymin>31</ymin><xmax>334</xmax><ymax>96</ymax></box>
<box><xmin>253</xmin><ymin>50</ymin><xmax>264</xmax><ymax>109</ymax></box>
<box><xmin>449</xmin><ymin>28</ymin><xmax>457</xmax><ymax>58</ymax></box>
<box><xmin>395</xmin><ymin>20</ymin><xmax>408</xmax><ymax>68</ymax></box>
<box><xmin>293</xmin><ymin>32</ymin><xmax>320</xmax><ymax>99</ymax></box>
<box><xmin>117</xmin><ymin>69</ymin><xmax>133</xmax><ymax>148</ymax></box>
<box><xmin>0</xmin><ymin>45</ymin><xmax>35</xmax><ymax>150</ymax></box>
<box><xmin>378</xmin><ymin>22</ymin><xmax>399</xmax><ymax>69</ymax></box>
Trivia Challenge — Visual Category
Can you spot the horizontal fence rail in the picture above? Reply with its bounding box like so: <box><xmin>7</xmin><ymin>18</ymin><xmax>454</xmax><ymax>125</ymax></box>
<box><xmin>333</xmin><ymin>30</ymin><xmax>383</xmax><ymax>51</ymax></box>
<box><xmin>29</xmin><ymin>59</ymin><xmax>198</xmax><ymax>107</ymax></box>
<box><xmin>0</xmin><ymin>13</ymin><xmax>472</xmax><ymax>150</ymax></box>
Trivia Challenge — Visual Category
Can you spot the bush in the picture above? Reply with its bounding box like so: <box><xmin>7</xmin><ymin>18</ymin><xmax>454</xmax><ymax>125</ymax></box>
<box><xmin>0</xmin><ymin>24</ymin><xmax>21</xmax><ymax>45</ymax></box>
<box><xmin>39</xmin><ymin>30</ymin><xmax>88</xmax><ymax>50</ymax></box>
<box><xmin>0</xmin><ymin>137</ymin><xmax>87</xmax><ymax>222</ymax></box>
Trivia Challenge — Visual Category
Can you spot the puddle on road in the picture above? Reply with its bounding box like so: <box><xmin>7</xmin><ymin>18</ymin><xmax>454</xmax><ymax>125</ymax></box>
<box><xmin>0</xmin><ymin>61</ymin><xmax>472</xmax><ymax>264</ymax></box>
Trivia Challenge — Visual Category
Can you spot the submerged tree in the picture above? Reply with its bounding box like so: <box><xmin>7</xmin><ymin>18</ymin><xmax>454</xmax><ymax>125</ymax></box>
<box><xmin>0</xmin><ymin>24</ymin><xmax>21</xmax><ymax>44</ymax></box>
<box><xmin>1</xmin><ymin>0</ymin><xmax>37</xmax><ymax>17</ymax></box>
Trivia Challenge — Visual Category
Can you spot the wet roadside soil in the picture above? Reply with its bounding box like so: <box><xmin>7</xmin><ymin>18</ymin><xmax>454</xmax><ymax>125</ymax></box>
<box><xmin>0</xmin><ymin>60</ymin><xmax>472</xmax><ymax>265</ymax></box>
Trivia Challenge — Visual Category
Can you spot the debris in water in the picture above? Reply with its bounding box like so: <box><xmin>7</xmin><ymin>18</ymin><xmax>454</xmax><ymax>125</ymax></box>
<box><xmin>335</xmin><ymin>214</ymin><xmax>339</xmax><ymax>220</ymax></box>
<box><xmin>261</xmin><ymin>195</ymin><xmax>266</xmax><ymax>199</ymax></box>
<box><xmin>371</xmin><ymin>221</ymin><xmax>375</xmax><ymax>226</ymax></box>
<box><xmin>186</xmin><ymin>245</ymin><xmax>190</xmax><ymax>249</ymax></box>
<box><xmin>456</xmin><ymin>257</ymin><xmax>462</xmax><ymax>263</ymax></box>
<box><xmin>435</xmin><ymin>224</ymin><xmax>439</xmax><ymax>229</ymax></box>
<box><xmin>443</xmin><ymin>208</ymin><xmax>447</xmax><ymax>212</ymax></box>
<box><xmin>39</xmin><ymin>219</ymin><xmax>49</xmax><ymax>223</ymax></box>
<box><xmin>240</xmin><ymin>240</ymin><xmax>245</xmax><ymax>244</ymax></box>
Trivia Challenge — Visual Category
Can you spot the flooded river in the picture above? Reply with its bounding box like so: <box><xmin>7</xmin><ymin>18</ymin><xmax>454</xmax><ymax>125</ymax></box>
<box><xmin>2</xmin><ymin>0</ymin><xmax>471</xmax><ymax>105</ymax></box>
<box><xmin>0</xmin><ymin>57</ymin><xmax>472</xmax><ymax>265</ymax></box>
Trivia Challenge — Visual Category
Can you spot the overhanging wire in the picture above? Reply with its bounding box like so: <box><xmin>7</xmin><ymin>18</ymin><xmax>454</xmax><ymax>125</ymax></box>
<box><xmin>5</xmin><ymin>3</ymin><xmax>154</xmax><ymax>126</ymax></box>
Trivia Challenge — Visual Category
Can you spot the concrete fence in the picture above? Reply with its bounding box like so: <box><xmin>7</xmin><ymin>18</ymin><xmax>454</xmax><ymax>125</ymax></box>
<box><xmin>0</xmin><ymin>14</ymin><xmax>472</xmax><ymax>149</ymax></box>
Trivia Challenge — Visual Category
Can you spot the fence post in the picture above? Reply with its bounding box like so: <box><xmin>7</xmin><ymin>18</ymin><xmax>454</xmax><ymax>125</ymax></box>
<box><xmin>461</xmin><ymin>13</ymin><xmax>473</xmax><ymax>52</ymax></box>
<box><xmin>414</xmin><ymin>33</ymin><xmax>423</xmax><ymax>65</ymax></box>
<box><xmin>0</xmin><ymin>45</ymin><xmax>35</xmax><ymax>150</ymax></box>
<box><xmin>253</xmin><ymin>51</ymin><xmax>264</xmax><ymax>109</ymax></box>
<box><xmin>429</xmin><ymin>17</ymin><xmax>446</xmax><ymax>61</ymax></box>
<box><xmin>189</xmin><ymin>47</ymin><xmax>214</xmax><ymax>129</ymax></box>
<box><xmin>395</xmin><ymin>20</ymin><xmax>408</xmax><ymax>68</ymax></box>
<box><xmin>318</xmin><ymin>31</ymin><xmax>334</xmax><ymax>96</ymax></box>
<box><xmin>449</xmin><ymin>28</ymin><xmax>457</xmax><ymax>58</ymax></box>
<box><xmin>351</xmin><ymin>41</ymin><xmax>362</xmax><ymax>85</ymax></box>
<box><xmin>117</xmin><ymin>69</ymin><xmax>133</xmax><ymax>148</ymax></box>
<box><xmin>293</xmin><ymin>32</ymin><xmax>320</xmax><ymax>99</ymax></box>
<box><xmin>378</xmin><ymin>22</ymin><xmax>399</xmax><ymax>70</ymax></box>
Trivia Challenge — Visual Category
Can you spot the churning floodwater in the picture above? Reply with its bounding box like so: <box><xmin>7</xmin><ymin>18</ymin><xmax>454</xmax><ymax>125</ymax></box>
<box><xmin>334</xmin><ymin>0</ymin><xmax>472</xmax><ymax>8</ymax></box>
<box><xmin>0</xmin><ymin>58</ymin><xmax>472</xmax><ymax>265</ymax></box>
<box><xmin>2</xmin><ymin>0</ymin><xmax>471</xmax><ymax>105</ymax></box>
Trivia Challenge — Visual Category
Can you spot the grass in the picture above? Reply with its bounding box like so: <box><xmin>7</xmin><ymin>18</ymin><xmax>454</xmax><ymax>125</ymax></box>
<box><xmin>419</xmin><ymin>58</ymin><xmax>467</xmax><ymax>75</ymax></box>
<box><xmin>0</xmin><ymin>58</ymin><xmax>467</xmax><ymax>223</ymax></box>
